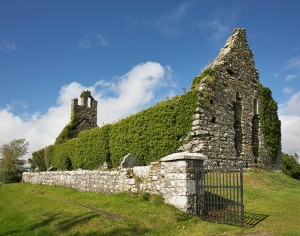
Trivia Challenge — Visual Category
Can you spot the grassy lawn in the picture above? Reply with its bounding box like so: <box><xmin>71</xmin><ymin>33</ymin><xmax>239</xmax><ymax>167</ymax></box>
<box><xmin>0</xmin><ymin>171</ymin><xmax>300</xmax><ymax>235</ymax></box>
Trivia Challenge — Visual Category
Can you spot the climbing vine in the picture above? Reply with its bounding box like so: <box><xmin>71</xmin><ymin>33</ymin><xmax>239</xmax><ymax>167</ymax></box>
<box><xmin>190</xmin><ymin>67</ymin><xmax>216</xmax><ymax>91</ymax></box>
<box><xmin>258</xmin><ymin>84</ymin><xmax>281</xmax><ymax>164</ymax></box>
<box><xmin>45</xmin><ymin>91</ymin><xmax>198</xmax><ymax>169</ymax></box>
<box><xmin>54</xmin><ymin>113</ymin><xmax>82</xmax><ymax>145</ymax></box>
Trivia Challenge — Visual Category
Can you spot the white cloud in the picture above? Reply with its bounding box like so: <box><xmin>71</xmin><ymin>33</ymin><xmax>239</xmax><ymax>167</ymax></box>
<box><xmin>279</xmin><ymin>91</ymin><xmax>300</xmax><ymax>157</ymax></box>
<box><xmin>0</xmin><ymin>39</ymin><xmax>16</xmax><ymax>52</ymax></box>
<box><xmin>96</xmin><ymin>62</ymin><xmax>171</xmax><ymax>123</ymax></box>
<box><xmin>79</xmin><ymin>33</ymin><xmax>110</xmax><ymax>49</ymax></box>
<box><xmin>0</xmin><ymin>62</ymin><xmax>173</xmax><ymax>162</ymax></box>
<box><xmin>153</xmin><ymin>2</ymin><xmax>191</xmax><ymax>36</ymax></box>
<box><xmin>78</xmin><ymin>34</ymin><xmax>93</xmax><ymax>49</ymax></box>
<box><xmin>273</xmin><ymin>73</ymin><xmax>279</xmax><ymax>78</ymax></box>
<box><xmin>284</xmin><ymin>57</ymin><xmax>300</xmax><ymax>71</ymax></box>
<box><xmin>285</xmin><ymin>74</ymin><xmax>296</xmax><ymax>81</ymax></box>
<box><xmin>205</xmin><ymin>20</ymin><xmax>229</xmax><ymax>42</ymax></box>
<box><xmin>95</xmin><ymin>33</ymin><xmax>110</xmax><ymax>46</ymax></box>
<box><xmin>280</xmin><ymin>115</ymin><xmax>300</xmax><ymax>156</ymax></box>
<box><xmin>284</xmin><ymin>92</ymin><xmax>300</xmax><ymax>116</ymax></box>
<box><xmin>127</xmin><ymin>2</ymin><xmax>193</xmax><ymax>37</ymax></box>
<box><xmin>283</xmin><ymin>87</ymin><xmax>293</xmax><ymax>94</ymax></box>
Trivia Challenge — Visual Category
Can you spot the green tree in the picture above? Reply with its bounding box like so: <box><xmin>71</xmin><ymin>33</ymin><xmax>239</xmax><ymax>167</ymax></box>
<box><xmin>282</xmin><ymin>152</ymin><xmax>300</xmax><ymax>180</ymax></box>
<box><xmin>294</xmin><ymin>153</ymin><xmax>299</xmax><ymax>162</ymax></box>
<box><xmin>28</xmin><ymin>148</ymin><xmax>47</xmax><ymax>172</ymax></box>
<box><xmin>0</xmin><ymin>139</ymin><xmax>29</xmax><ymax>183</ymax></box>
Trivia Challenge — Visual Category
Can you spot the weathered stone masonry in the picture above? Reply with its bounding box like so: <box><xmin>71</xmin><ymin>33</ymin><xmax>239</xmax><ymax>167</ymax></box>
<box><xmin>23</xmin><ymin>153</ymin><xmax>206</xmax><ymax>215</ymax></box>
<box><xmin>179</xmin><ymin>28</ymin><xmax>281</xmax><ymax>169</ymax></box>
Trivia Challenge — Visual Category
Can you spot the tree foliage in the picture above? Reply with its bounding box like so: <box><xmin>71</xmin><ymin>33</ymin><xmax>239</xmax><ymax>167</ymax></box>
<box><xmin>0</xmin><ymin>139</ymin><xmax>29</xmax><ymax>183</ymax></box>
<box><xmin>282</xmin><ymin>152</ymin><xmax>300</xmax><ymax>180</ymax></box>
<box><xmin>28</xmin><ymin>149</ymin><xmax>47</xmax><ymax>172</ymax></box>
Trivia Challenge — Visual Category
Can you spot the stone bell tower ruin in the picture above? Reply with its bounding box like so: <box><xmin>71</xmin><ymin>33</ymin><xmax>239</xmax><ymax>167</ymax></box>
<box><xmin>71</xmin><ymin>90</ymin><xmax>98</xmax><ymax>127</ymax></box>
<box><xmin>55</xmin><ymin>90</ymin><xmax>98</xmax><ymax>144</ymax></box>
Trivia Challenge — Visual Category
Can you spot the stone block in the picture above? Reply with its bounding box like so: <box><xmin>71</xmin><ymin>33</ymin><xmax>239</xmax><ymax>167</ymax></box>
<box><xmin>165</xmin><ymin>196</ymin><xmax>188</xmax><ymax>209</ymax></box>
<box><xmin>133</xmin><ymin>166</ymin><xmax>150</xmax><ymax>179</ymax></box>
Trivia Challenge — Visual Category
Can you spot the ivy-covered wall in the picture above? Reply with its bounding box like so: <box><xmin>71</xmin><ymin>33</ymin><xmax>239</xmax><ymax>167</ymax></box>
<box><xmin>258</xmin><ymin>84</ymin><xmax>281</xmax><ymax>164</ymax></box>
<box><xmin>45</xmin><ymin>91</ymin><xmax>198</xmax><ymax>170</ymax></box>
<box><xmin>109</xmin><ymin>91</ymin><xmax>198</xmax><ymax>166</ymax></box>
<box><xmin>180</xmin><ymin>28</ymin><xmax>282</xmax><ymax>169</ymax></box>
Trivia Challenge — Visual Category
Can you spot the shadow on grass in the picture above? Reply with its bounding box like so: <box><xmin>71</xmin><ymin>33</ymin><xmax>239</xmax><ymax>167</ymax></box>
<box><xmin>55</xmin><ymin>212</ymin><xmax>100</xmax><ymax>233</ymax></box>
<box><xmin>0</xmin><ymin>212</ymin><xmax>100</xmax><ymax>236</ymax></box>
<box><xmin>244</xmin><ymin>212</ymin><xmax>270</xmax><ymax>228</ymax></box>
<box><xmin>0</xmin><ymin>213</ymin><xmax>60</xmax><ymax>236</ymax></box>
<box><xmin>83</xmin><ymin>226</ymin><xmax>151</xmax><ymax>236</ymax></box>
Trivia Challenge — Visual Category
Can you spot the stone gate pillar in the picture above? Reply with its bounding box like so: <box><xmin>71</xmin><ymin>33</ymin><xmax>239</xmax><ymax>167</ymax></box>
<box><xmin>160</xmin><ymin>152</ymin><xmax>206</xmax><ymax>215</ymax></box>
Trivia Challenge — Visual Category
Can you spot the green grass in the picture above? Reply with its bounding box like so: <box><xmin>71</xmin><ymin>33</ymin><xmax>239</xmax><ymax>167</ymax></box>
<box><xmin>0</xmin><ymin>171</ymin><xmax>300</xmax><ymax>235</ymax></box>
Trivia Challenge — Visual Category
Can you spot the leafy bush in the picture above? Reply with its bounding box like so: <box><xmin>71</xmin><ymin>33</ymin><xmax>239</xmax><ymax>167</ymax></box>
<box><xmin>29</xmin><ymin>149</ymin><xmax>46</xmax><ymax>172</ymax></box>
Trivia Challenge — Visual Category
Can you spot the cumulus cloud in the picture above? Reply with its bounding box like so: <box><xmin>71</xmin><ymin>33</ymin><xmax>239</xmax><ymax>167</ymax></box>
<box><xmin>0</xmin><ymin>39</ymin><xmax>16</xmax><ymax>52</ymax></box>
<box><xmin>279</xmin><ymin>91</ymin><xmax>300</xmax><ymax>156</ymax></box>
<box><xmin>0</xmin><ymin>62</ymin><xmax>173</xmax><ymax>162</ymax></box>
<box><xmin>284</xmin><ymin>92</ymin><xmax>300</xmax><ymax>116</ymax></box>
<box><xmin>280</xmin><ymin>115</ymin><xmax>300</xmax><ymax>156</ymax></box>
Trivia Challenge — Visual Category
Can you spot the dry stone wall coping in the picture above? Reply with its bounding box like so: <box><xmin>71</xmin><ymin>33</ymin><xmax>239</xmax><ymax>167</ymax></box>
<box><xmin>161</xmin><ymin>152</ymin><xmax>207</xmax><ymax>162</ymax></box>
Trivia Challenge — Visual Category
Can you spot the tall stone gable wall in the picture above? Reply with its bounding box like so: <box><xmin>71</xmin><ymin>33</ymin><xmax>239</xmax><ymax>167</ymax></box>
<box><xmin>71</xmin><ymin>90</ymin><xmax>98</xmax><ymax>134</ymax></box>
<box><xmin>180</xmin><ymin>28</ymin><xmax>281</xmax><ymax>169</ymax></box>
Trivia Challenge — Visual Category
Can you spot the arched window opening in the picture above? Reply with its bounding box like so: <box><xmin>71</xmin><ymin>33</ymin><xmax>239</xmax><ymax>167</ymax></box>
<box><xmin>253</xmin><ymin>98</ymin><xmax>259</xmax><ymax>115</ymax></box>
<box><xmin>88</xmin><ymin>97</ymin><xmax>92</xmax><ymax>108</ymax></box>
<box><xmin>233</xmin><ymin>92</ymin><xmax>242</xmax><ymax>158</ymax></box>
<box><xmin>252</xmin><ymin>98</ymin><xmax>259</xmax><ymax>160</ymax></box>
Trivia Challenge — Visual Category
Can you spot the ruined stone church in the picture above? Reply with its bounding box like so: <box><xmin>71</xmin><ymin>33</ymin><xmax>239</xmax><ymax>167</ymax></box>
<box><xmin>55</xmin><ymin>28</ymin><xmax>281</xmax><ymax>170</ymax></box>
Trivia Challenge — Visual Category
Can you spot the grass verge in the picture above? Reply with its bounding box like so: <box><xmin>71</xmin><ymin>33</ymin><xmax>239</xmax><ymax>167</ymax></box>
<box><xmin>0</xmin><ymin>171</ymin><xmax>299</xmax><ymax>235</ymax></box>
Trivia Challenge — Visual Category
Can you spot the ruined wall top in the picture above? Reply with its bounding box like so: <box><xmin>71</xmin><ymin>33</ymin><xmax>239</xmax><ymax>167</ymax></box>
<box><xmin>213</xmin><ymin>28</ymin><xmax>259</xmax><ymax>84</ymax></box>
<box><xmin>70</xmin><ymin>90</ymin><xmax>98</xmax><ymax>131</ymax></box>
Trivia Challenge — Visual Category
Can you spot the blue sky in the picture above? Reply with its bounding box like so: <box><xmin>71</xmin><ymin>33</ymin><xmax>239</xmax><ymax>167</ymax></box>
<box><xmin>1</xmin><ymin>0</ymin><xmax>300</xmax><ymax>160</ymax></box>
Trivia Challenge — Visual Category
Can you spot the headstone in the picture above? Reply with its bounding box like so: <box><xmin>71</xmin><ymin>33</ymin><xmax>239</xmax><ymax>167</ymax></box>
<box><xmin>121</xmin><ymin>154</ymin><xmax>139</xmax><ymax>169</ymax></box>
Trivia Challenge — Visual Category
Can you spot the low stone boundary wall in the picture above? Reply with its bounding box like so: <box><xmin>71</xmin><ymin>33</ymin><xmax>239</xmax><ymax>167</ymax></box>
<box><xmin>22</xmin><ymin>153</ymin><xmax>206</xmax><ymax>214</ymax></box>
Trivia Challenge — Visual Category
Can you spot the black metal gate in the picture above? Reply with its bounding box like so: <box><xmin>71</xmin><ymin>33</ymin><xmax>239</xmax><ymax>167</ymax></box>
<box><xmin>195</xmin><ymin>164</ymin><xmax>244</xmax><ymax>226</ymax></box>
